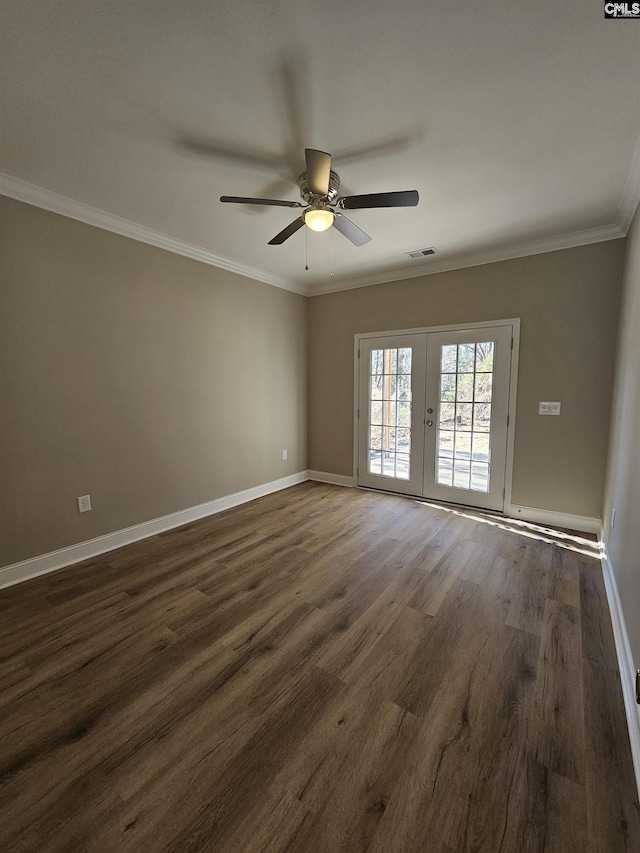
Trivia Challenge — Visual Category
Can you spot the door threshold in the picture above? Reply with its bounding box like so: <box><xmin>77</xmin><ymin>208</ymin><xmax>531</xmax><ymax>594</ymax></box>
<box><xmin>357</xmin><ymin>484</ymin><xmax>506</xmax><ymax>517</ymax></box>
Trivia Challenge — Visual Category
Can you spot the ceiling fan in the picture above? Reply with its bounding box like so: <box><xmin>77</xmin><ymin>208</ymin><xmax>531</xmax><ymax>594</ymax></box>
<box><xmin>220</xmin><ymin>148</ymin><xmax>419</xmax><ymax>246</ymax></box>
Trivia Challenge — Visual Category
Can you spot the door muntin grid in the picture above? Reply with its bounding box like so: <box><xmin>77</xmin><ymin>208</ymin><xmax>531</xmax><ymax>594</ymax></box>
<box><xmin>368</xmin><ymin>347</ymin><xmax>412</xmax><ymax>480</ymax></box>
<box><xmin>436</xmin><ymin>341</ymin><xmax>494</xmax><ymax>492</ymax></box>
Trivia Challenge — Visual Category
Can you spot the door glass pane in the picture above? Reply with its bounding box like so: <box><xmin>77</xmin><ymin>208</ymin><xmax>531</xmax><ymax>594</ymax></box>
<box><xmin>476</xmin><ymin>342</ymin><xmax>494</xmax><ymax>372</ymax></box>
<box><xmin>439</xmin><ymin>429</ymin><xmax>454</xmax><ymax>458</ymax></box>
<box><xmin>472</xmin><ymin>461</ymin><xmax>489</xmax><ymax>492</ymax></box>
<box><xmin>397</xmin><ymin>374</ymin><xmax>411</xmax><ymax>401</ymax></box>
<box><xmin>453</xmin><ymin>459</ymin><xmax>471</xmax><ymax>489</ymax></box>
<box><xmin>398</xmin><ymin>427</ymin><xmax>411</xmax><ymax>454</ymax></box>
<box><xmin>439</xmin><ymin>403</ymin><xmax>455</xmax><ymax>429</ymax></box>
<box><xmin>370</xmin><ymin>401</ymin><xmax>383</xmax><ymax>425</ymax></box>
<box><xmin>457</xmin><ymin>344</ymin><xmax>475</xmax><ymax>372</ymax></box>
<box><xmin>382</xmin><ymin>375</ymin><xmax>397</xmax><ymax>400</ymax></box>
<box><xmin>368</xmin><ymin>346</ymin><xmax>412</xmax><ymax>480</ymax></box>
<box><xmin>397</xmin><ymin>402</ymin><xmax>411</xmax><ymax>426</ymax></box>
<box><xmin>396</xmin><ymin>453</ymin><xmax>410</xmax><ymax>479</ymax></box>
<box><xmin>398</xmin><ymin>348</ymin><xmax>412</xmax><ymax>374</ymax></box>
<box><xmin>382</xmin><ymin>401</ymin><xmax>397</xmax><ymax>426</ymax></box>
<box><xmin>457</xmin><ymin>374</ymin><xmax>474</xmax><ymax>402</ymax></box>
<box><xmin>441</xmin><ymin>345</ymin><xmax>457</xmax><ymax>372</ymax></box>
<box><xmin>440</xmin><ymin>373</ymin><xmax>456</xmax><ymax>401</ymax></box>
<box><xmin>473</xmin><ymin>403</ymin><xmax>491</xmax><ymax>432</ymax></box>
<box><xmin>436</xmin><ymin>340</ymin><xmax>496</xmax><ymax>492</ymax></box>
<box><xmin>474</xmin><ymin>373</ymin><xmax>492</xmax><ymax>402</ymax></box>
<box><xmin>454</xmin><ymin>432</ymin><xmax>471</xmax><ymax>459</ymax></box>
<box><xmin>385</xmin><ymin>348</ymin><xmax>398</xmax><ymax>374</ymax></box>
<box><xmin>472</xmin><ymin>432</ymin><xmax>489</xmax><ymax>462</ymax></box>
<box><xmin>455</xmin><ymin>403</ymin><xmax>473</xmax><ymax>430</ymax></box>
<box><xmin>438</xmin><ymin>457</ymin><xmax>453</xmax><ymax>486</ymax></box>
<box><xmin>383</xmin><ymin>427</ymin><xmax>397</xmax><ymax>452</ymax></box>
<box><xmin>370</xmin><ymin>375</ymin><xmax>383</xmax><ymax>400</ymax></box>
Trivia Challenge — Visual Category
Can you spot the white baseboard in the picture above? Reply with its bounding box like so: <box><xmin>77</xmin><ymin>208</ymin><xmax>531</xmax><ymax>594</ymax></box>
<box><xmin>0</xmin><ymin>471</ymin><xmax>309</xmax><ymax>590</ymax></box>
<box><xmin>307</xmin><ymin>470</ymin><xmax>355</xmax><ymax>488</ymax></box>
<box><xmin>600</xmin><ymin>528</ymin><xmax>640</xmax><ymax>799</ymax></box>
<box><xmin>508</xmin><ymin>504</ymin><xmax>600</xmax><ymax>534</ymax></box>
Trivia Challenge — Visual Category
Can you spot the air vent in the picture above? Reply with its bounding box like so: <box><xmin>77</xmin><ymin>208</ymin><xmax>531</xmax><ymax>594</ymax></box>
<box><xmin>406</xmin><ymin>247</ymin><xmax>437</xmax><ymax>259</ymax></box>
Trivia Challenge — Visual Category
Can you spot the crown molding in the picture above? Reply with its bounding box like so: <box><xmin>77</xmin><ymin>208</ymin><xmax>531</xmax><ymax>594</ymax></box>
<box><xmin>620</xmin><ymin>134</ymin><xmax>640</xmax><ymax>235</ymax></box>
<box><xmin>306</xmin><ymin>222</ymin><xmax>626</xmax><ymax>296</ymax></box>
<box><xmin>0</xmin><ymin>173</ymin><xmax>306</xmax><ymax>296</ymax></box>
<box><xmin>1</xmin><ymin>170</ymin><xmax>633</xmax><ymax>299</ymax></box>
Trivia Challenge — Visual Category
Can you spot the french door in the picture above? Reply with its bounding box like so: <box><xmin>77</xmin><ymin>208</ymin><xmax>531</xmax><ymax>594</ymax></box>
<box><xmin>358</xmin><ymin>334</ymin><xmax>427</xmax><ymax>497</ymax></box>
<box><xmin>357</xmin><ymin>323</ymin><xmax>516</xmax><ymax>511</ymax></box>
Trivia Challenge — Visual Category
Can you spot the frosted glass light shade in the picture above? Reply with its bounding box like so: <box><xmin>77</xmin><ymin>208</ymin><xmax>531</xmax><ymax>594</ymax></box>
<box><xmin>304</xmin><ymin>208</ymin><xmax>335</xmax><ymax>232</ymax></box>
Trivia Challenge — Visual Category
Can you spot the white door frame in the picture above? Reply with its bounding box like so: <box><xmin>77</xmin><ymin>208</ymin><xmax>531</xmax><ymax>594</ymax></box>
<box><xmin>353</xmin><ymin>318</ymin><xmax>521</xmax><ymax>515</ymax></box>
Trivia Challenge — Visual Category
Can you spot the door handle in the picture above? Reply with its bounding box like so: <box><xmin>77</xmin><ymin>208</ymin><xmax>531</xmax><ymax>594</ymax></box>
<box><xmin>426</xmin><ymin>419</ymin><xmax>433</xmax><ymax>427</ymax></box>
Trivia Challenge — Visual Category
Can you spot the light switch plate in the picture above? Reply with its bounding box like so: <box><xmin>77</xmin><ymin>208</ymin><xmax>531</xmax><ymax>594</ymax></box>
<box><xmin>539</xmin><ymin>401</ymin><xmax>561</xmax><ymax>415</ymax></box>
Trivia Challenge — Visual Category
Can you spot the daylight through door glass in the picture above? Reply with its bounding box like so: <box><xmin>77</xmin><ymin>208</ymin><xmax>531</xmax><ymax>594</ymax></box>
<box><xmin>369</xmin><ymin>347</ymin><xmax>412</xmax><ymax>479</ymax></box>
<box><xmin>437</xmin><ymin>341</ymin><xmax>494</xmax><ymax>492</ymax></box>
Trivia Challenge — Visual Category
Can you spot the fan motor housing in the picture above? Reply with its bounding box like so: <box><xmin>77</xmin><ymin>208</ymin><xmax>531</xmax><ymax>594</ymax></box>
<box><xmin>298</xmin><ymin>170</ymin><xmax>340</xmax><ymax>204</ymax></box>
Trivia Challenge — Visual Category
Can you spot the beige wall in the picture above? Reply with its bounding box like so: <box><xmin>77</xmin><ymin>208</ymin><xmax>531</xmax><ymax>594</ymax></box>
<box><xmin>0</xmin><ymin>196</ymin><xmax>307</xmax><ymax>567</ymax></box>
<box><xmin>0</xmin><ymin>194</ymin><xmax>628</xmax><ymax>571</ymax></box>
<box><xmin>603</xmin><ymin>207</ymin><xmax>640</xmax><ymax>664</ymax></box>
<box><xmin>308</xmin><ymin>241</ymin><xmax>624</xmax><ymax>518</ymax></box>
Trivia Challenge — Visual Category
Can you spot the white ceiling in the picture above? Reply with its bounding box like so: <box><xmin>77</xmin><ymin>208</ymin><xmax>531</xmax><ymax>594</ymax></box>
<box><xmin>1</xmin><ymin>1</ymin><xmax>639</xmax><ymax>295</ymax></box>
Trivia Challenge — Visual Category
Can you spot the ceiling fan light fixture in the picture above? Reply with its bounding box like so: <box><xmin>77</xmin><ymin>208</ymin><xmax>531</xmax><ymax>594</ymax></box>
<box><xmin>222</xmin><ymin>148</ymin><xmax>418</xmax><ymax>245</ymax></box>
<box><xmin>304</xmin><ymin>208</ymin><xmax>335</xmax><ymax>232</ymax></box>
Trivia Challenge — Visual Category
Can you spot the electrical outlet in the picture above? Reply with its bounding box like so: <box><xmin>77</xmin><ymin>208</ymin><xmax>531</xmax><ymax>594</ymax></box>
<box><xmin>282</xmin><ymin>450</ymin><xmax>288</xmax><ymax>461</ymax></box>
<box><xmin>538</xmin><ymin>401</ymin><xmax>561</xmax><ymax>415</ymax></box>
<box><xmin>77</xmin><ymin>494</ymin><xmax>91</xmax><ymax>513</ymax></box>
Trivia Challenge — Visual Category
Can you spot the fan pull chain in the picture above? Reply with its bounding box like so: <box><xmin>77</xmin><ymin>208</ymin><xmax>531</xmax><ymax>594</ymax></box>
<box><xmin>330</xmin><ymin>225</ymin><xmax>333</xmax><ymax>277</ymax></box>
<box><xmin>305</xmin><ymin>228</ymin><xmax>309</xmax><ymax>271</ymax></box>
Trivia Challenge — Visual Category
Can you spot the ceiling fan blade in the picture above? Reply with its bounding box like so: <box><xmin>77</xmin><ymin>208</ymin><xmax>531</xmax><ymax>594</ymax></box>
<box><xmin>305</xmin><ymin>148</ymin><xmax>331</xmax><ymax>196</ymax></box>
<box><xmin>333</xmin><ymin>213</ymin><xmax>371</xmax><ymax>247</ymax></box>
<box><xmin>220</xmin><ymin>196</ymin><xmax>302</xmax><ymax>208</ymax></box>
<box><xmin>339</xmin><ymin>190</ymin><xmax>419</xmax><ymax>210</ymax></box>
<box><xmin>268</xmin><ymin>217</ymin><xmax>305</xmax><ymax>245</ymax></box>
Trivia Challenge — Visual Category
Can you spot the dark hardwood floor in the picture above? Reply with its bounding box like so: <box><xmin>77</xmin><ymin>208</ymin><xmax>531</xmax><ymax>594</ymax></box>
<box><xmin>0</xmin><ymin>482</ymin><xmax>638</xmax><ymax>852</ymax></box>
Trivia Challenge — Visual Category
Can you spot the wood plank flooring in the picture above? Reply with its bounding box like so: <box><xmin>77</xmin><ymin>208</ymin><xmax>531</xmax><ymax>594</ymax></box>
<box><xmin>0</xmin><ymin>482</ymin><xmax>638</xmax><ymax>852</ymax></box>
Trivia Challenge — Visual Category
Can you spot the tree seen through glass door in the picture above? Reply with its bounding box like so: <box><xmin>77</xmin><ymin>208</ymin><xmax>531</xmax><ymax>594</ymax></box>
<box><xmin>368</xmin><ymin>347</ymin><xmax>412</xmax><ymax>480</ymax></box>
